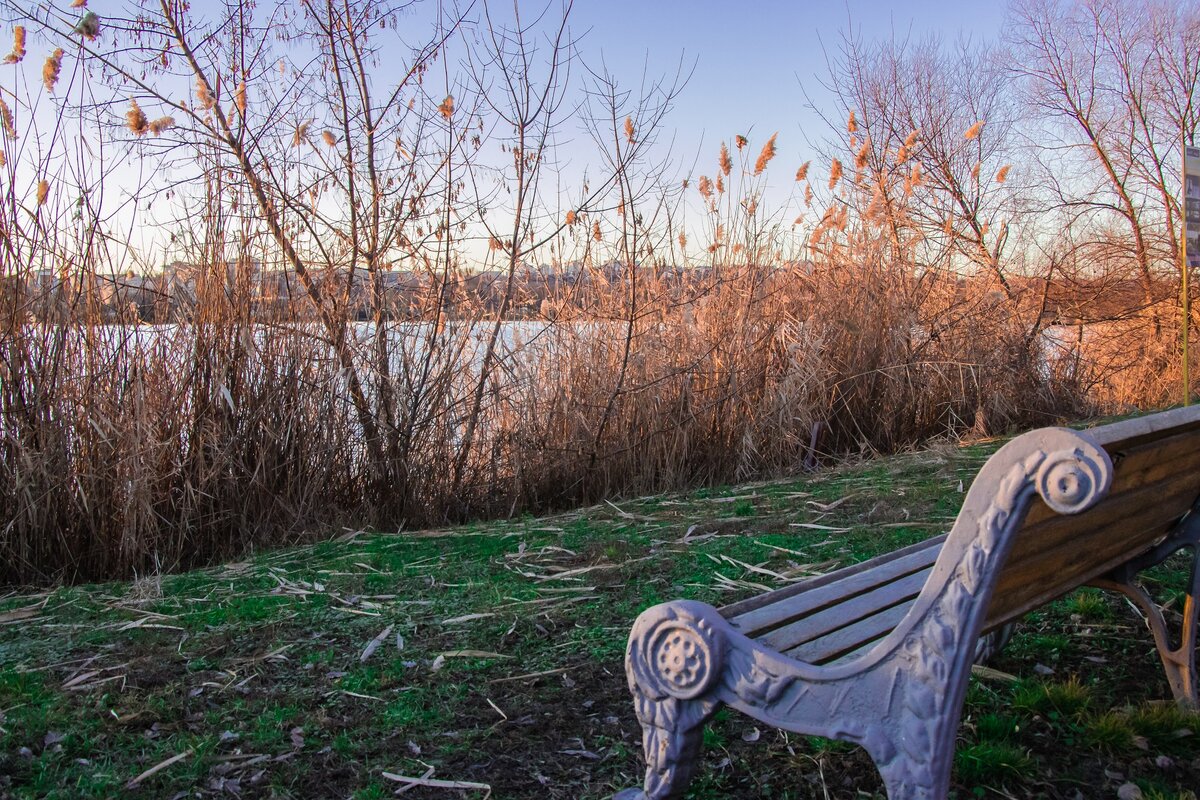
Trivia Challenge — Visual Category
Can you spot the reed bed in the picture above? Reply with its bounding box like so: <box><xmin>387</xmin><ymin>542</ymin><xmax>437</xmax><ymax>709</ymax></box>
<box><xmin>1</xmin><ymin>0</ymin><xmax>1189</xmax><ymax>585</ymax></box>
<box><xmin>1</xmin><ymin>250</ymin><xmax>1099</xmax><ymax>585</ymax></box>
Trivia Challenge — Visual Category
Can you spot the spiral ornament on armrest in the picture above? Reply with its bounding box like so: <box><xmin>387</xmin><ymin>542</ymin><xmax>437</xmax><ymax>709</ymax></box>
<box><xmin>1035</xmin><ymin>439</ymin><xmax>1113</xmax><ymax>515</ymax></box>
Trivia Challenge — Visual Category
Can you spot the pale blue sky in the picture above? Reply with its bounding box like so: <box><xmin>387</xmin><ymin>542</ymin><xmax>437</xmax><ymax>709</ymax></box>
<box><xmin>8</xmin><ymin>1</ymin><xmax>1011</xmax><ymax>265</ymax></box>
<box><xmin>562</xmin><ymin>0</ymin><xmax>1007</xmax><ymax>169</ymax></box>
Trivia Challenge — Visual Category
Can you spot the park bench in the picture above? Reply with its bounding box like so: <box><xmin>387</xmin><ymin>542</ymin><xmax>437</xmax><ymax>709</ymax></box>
<box><xmin>615</xmin><ymin>406</ymin><xmax>1200</xmax><ymax>800</ymax></box>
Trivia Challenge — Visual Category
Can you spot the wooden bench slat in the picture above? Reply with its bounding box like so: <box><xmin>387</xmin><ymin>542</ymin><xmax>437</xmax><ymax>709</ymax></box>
<box><xmin>1087</xmin><ymin>405</ymin><xmax>1200</xmax><ymax>450</ymax></box>
<box><xmin>1003</xmin><ymin>465</ymin><xmax>1200</xmax><ymax>577</ymax></box>
<box><xmin>784</xmin><ymin>600</ymin><xmax>914</xmax><ymax>665</ymax></box>
<box><xmin>724</xmin><ymin>536</ymin><xmax>943</xmax><ymax>636</ymax></box>
<box><xmin>720</xmin><ymin>534</ymin><xmax>943</xmax><ymax>623</ymax></box>
<box><xmin>758</xmin><ymin>565</ymin><xmax>934</xmax><ymax>654</ymax></box>
<box><xmin>988</xmin><ymin>482</ymin><xmax>1199</xmax><ymax>625</ymax></box>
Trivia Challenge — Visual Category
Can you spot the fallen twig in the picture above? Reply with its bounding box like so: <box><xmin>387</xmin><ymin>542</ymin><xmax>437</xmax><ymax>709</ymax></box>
<box><xmin>126</xmin><ymin>748</ymin><xmax>193</xmax><ymax>789</ymax></box>
<box><xmin>360</xmin><ymin>623</ymin><xmax>395</xmax><ymax>663</ymax></box>
<box><xmin>382</xmin><ymin>771</ymin><xmax>491</xmax><ymax>797</ymax></box>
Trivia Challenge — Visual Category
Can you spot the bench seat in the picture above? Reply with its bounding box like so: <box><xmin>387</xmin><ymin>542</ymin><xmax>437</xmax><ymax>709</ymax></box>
<box><xmin>723</xmin><ymin>536</ymin><xmax>945</xmax><ymax>666</ymax></box>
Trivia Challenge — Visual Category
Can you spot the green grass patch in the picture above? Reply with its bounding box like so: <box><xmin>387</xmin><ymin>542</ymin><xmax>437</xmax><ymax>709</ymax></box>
<box><xmin>1</xmin><ymin>428</ymin><xmax>1196</xmax><ymax>797</ymax></box>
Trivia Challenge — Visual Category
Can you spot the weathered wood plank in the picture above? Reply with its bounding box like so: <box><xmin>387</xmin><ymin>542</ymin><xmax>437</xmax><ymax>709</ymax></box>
<box><xmin>785</xmin><ymin>601</ymin><xmax>914</xmax><ymax>665</ymax></box>
<box><xmin>1086</xmin><ymin>405</ymin><xmax>1200</xmax><ymax>450</ymax></box>
<box><xmin>1023</xmin><ymin>428</ymin><xmax>1200</xmax><ymax>524</ymax></box>
<box><xmin>720</xmin><ymin>534</ymin><xmax>944</xmax><ymax>623</ymax></box>
<box><xmin>758</xmin><ymin>566</ymin><xmax>934</xmax><ymax>654</ymax></box>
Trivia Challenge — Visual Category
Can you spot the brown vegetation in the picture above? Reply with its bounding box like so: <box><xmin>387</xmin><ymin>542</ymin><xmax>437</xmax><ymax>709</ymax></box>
<box><xmin>0</xmin><ymin>0</ymin><xmax>1195</xmax><ymax>584</ymax></box>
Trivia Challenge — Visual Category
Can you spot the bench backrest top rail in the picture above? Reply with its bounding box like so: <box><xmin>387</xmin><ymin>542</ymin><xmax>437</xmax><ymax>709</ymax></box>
<box><xmin>985</xmin><ymin>405</ymin><xmax>1200</xmax><ymax>628</ymax></box>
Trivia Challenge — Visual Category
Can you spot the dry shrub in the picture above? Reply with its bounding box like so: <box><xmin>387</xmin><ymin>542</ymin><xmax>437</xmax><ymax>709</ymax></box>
<box><xmin>440</xmin><ymin>254</ymin><xmax>1091</xmax><ymax>520</ymax></box>
<box><xmin>1051</xmin><ymin>308</ymin><xmax>1190</xmax><ymax>411</ymax></box>
<box><xmin>0</xmin><ymin>246</ymin><xmax>1108</xmax><ymax>585</ymax></box>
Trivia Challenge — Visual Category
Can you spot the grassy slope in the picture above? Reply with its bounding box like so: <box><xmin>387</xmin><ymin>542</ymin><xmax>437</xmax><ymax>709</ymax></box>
<box><xmin>1</xmin><ymin>436</ymin><xmax>1198</xmax><ymax>799</ymax></box>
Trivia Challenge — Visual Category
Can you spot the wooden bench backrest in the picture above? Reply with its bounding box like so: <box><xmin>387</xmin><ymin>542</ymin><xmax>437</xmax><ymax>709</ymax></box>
<box><xmin>985</xmin><ymin>406</ymin><xmax>1200</xmax><ymax>630</ymax></box>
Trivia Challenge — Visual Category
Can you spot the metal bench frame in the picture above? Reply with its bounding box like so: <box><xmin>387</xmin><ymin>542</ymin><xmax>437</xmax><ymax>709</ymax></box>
<box><xmin>615</xmin><ymin>416</ymin><xmax>1200</xmax><ymax>800</ymax></box>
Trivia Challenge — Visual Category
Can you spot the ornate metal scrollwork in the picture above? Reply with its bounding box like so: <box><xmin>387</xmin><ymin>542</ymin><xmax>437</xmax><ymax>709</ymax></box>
<box><xmin>628</xmin><ymin>601</ymin><xmax>726</xmax><ymax>701</ymax></box>
<box><xmin>1036</xmin><ymin>444</ymin><xmax>1112</xmax><ymax>514</ymax></box>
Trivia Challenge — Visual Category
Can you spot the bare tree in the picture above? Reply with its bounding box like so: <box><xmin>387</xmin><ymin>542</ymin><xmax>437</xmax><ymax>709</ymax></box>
<box><xmin>816</xmin><ymin>30</ymin><xmax>1028</xmax><ymax>302</ymax></box>
<box><xmin>1009</xmin><ymin>0</ymin><xmax>1200</xmax><ymax>335</ymax></box>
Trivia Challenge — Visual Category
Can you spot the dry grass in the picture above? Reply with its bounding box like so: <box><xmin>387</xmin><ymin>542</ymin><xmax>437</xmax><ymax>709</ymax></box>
<box><xmin>0</xmin><ymin>244</ymin><xmax>1100</xmax><ymax>585</ymax></box>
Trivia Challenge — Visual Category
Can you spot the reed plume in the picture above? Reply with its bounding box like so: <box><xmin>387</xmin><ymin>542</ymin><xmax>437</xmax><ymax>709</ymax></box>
<box><xmin>195</xmin><ymin>76</ymin><xmax>215</xmax><ymax>110</ymax></box>
<box><xmin>828</xmin><ymin>158</ymin><xmax>843</xmax><ymax>189</ymax></box>
<box><xmin>126</xmin><ymin>100</ymin><xmax>149</xmax><ymax>136</ymax></box>
<box><xmin>4</xmin><ymin>25</ymin><xmax>26</xmax><ymax>64</ymax></box>
<box><xmin>753</xmin><ymin>132</ymin><xmax>777</xmax><ymax>175</ymax></box>
<box><xmin>149</xmin><ymin>116</ymin><xmax>174</xmax><ymax>135</ymax></box>
<box><xmin>855</xmin><ymin>139</ymin><xmax>870</xmax><ymax>170</ymax></box>
<box><xmin>0</xmin><ymin>99</ymin><xmax>15</xmax><ymax>139</ymax></box>
<box><xmin>293</xmin><ymin>120</ymin><xmax>310</xmax><ymax>146</ymax></box>
<box><xmin>42</xmin><ymin>49</ymin><xmax>64</xmax><ymax>92</ymax></box>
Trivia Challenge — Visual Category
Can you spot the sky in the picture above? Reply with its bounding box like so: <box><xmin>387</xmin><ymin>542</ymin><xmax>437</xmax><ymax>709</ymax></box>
<box><xmin>3</xmin><ymin>0</ymin><xmax>1013</xmax><ymax>269</ymax></box>
<box><xmin>562</xmin><ymin>0</ymin><xmax>1007</xmax><ymax>175</ymax></box>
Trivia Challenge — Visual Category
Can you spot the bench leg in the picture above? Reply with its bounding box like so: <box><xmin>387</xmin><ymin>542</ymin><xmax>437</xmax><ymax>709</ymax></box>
<box><xmin>616</xmin><ymin>601</ymin><xmax>724</xmax><ymax>799</ymax></box>
<box><xmin>1093</xmin><ymin>542</ymin><xmax>1199</xmax><ymax>707</ymax></box>
<box><xmin>614</xmin><ymin>690</ymin><xmax>719</xmax><ymax>800</ymax></box>
<box><xmin>973</xmin><ymin>622</ymin><xmax>1016</xmax><ymax>665</ymax></box>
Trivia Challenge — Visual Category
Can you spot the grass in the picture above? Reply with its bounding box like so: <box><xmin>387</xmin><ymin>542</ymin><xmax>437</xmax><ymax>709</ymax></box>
<box><xmin>1</xmin><ymin>435</ymin><xmax>1198</xmax><ymax>798</ymax></box>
